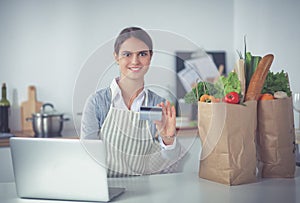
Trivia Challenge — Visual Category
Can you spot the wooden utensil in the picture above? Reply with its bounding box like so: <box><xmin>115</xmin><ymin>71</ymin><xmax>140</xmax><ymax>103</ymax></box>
<box><xmin>21</xmin><ymin>86</ymin><xmax>43</xmax><ymax>134</ymax></box>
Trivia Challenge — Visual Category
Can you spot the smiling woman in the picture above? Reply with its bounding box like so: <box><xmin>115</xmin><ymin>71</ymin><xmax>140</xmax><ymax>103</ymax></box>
<box><xmin>114</xmin><ymin>27</ymin><xmax>153</xmax><ymax>88</ymax></box>
<box><xmin>80</xmin><ymin>27</ymin><xmax>182</xmax><ymax>177</ymax></box>
<box><xmin>115</xmin><ymin>37</ymin><xmax>151</xmax><ymax>90</ymax></box>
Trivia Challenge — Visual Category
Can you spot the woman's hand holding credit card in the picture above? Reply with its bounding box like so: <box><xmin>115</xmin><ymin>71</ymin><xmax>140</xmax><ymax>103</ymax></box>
<box><xmin>153</xmin><ymin>101</ymin><xmax>176</xmax><ymax>145</ymax></box>
<box><xmin>140</xmin><ymin>106</ymin><xmax>163</xmax><ymax>121</ymax></box>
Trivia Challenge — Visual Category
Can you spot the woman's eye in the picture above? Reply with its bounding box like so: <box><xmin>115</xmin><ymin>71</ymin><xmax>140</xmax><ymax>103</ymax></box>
<box><xmin>139</xmin><ymin>52</ymin><xmax>148</xmax><ymax>57</ymax></box>
<box><xmin>122</xmin><ymin>52</ymin><xmax>131</xmax><ymax>57</ymax></box>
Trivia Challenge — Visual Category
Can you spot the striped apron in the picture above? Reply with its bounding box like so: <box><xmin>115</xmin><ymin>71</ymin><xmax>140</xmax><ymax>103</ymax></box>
<box><xmin>100</xmin><ymin>95</ymin><xmax>163</xmax><ymax>177</ymax></box>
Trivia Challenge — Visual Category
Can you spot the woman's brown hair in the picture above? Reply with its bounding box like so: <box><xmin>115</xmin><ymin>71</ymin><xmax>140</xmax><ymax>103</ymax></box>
<box><xmin>114</xmin><ymin>27</ymin><xmax>153</xmax><ymax>55</ymax></box>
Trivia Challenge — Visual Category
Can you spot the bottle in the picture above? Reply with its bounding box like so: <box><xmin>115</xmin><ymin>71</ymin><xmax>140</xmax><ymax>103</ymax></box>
<box><xmin>0</xmin><ymin>83</ymin><xmax>10</xmax><ymax>133</ymax></box>
<box><xmin>9</xmin><ymin>88</ymin><xmax>22</xmax><ymax>131</ymax></box>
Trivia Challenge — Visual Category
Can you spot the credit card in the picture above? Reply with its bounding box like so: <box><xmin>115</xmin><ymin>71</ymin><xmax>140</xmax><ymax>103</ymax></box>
<box><xmin>140</xmin><ymin>106</ymin><xmax>162</xmax><ymax>121</ymax></box>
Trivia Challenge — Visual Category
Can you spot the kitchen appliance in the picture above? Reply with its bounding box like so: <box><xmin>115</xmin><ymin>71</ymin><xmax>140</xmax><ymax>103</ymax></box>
<box><xmin>27</xmin><ymin>103</ymin><xmax>69</xmax><ymax>137</ymax></box>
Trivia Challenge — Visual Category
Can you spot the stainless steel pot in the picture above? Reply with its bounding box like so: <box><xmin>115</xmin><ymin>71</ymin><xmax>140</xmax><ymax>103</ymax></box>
<box><xmin>27</xmin><ymin>103</ymin><xmax>69</xmax><ymax>137</ymax></box>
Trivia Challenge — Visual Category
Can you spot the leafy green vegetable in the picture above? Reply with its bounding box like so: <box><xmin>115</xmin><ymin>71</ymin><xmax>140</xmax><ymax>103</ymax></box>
<box><xmin>184</xmin><ymin>72</ymin><xmax>241</xmax><ymax>104</ymax></box>
<box><xmin>183</xmin><ymin>82</ymin><xmax>222</xmax><ymax>104</ymax></box>
<box><xmin>262</xmin><ymin>70</ymin><xmax>291</xmax><ymax>96</ymax></box>
<box><xmin>183</xmin><ymin>90</ymin><xmax>198</xmax><ymax>104</ymax></box>
<box><xmin>218</xmin><ymin>72</ymin><xmax>241</xmax><ymax>95</ymax></box>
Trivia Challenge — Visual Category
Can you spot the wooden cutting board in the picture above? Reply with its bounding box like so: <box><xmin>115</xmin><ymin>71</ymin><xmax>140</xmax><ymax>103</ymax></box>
<box><xmin>20</xmin><ymin>86</ymin><xmax>43</xmax><ymax>133</ymax></box>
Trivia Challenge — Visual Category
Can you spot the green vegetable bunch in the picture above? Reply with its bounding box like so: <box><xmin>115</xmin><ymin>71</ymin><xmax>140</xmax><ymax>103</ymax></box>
<box><xmin>183</xmin><ymin>82</ymin><xmax>221</xmax><ymax>104</ymax></box>
<box><xmin>184</xmin><ymin>72</ymin><xmax>241</xmax><ymax>104</ymax></box>
<box><xmin>217</xmin><ymin>72</ymin><xmax>241</xmax><ymax>96</ymax></box>
<box><xmin>262</xmin><ymin>70</ymin><xmax>291</xmax><ymax>96</ymax></box>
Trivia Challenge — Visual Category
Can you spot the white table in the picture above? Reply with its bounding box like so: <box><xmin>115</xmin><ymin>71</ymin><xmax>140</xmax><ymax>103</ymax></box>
<box><xmin>1</xmin><ymin>133</ymin><xmax>300</xmax><ymax>203</ymax></box>
<box><xmin>0</xmin><ymin>169</ymin><xmax>299</xmax><ymax>203</ymax></box>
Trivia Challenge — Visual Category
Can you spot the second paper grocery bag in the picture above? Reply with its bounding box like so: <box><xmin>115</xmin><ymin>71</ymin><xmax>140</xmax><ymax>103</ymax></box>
<box><xmin>198</xmin><ymin>101</ymin><xmax>257</xmax><ymax>185</ymax></box>
<box><xmin>257</xmin><ymin>97</ymin><xmax>296</xmax><ymax>178</ymax></box>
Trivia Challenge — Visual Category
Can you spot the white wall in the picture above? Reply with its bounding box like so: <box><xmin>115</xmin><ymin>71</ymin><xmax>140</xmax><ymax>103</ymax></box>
<box><xmin>0</xmin><ymin>0</ymin><xmax>234</xmax><ymax>132</ymax></box>
<box><xmin>234</xmin><ymin>0</ymin><xmax>300</xmax><ymax>127</ymax></box>
<box><xmin>234</xmin><ymin>0</ymin><xmax>300</xmax><ymax>92</ymax></box>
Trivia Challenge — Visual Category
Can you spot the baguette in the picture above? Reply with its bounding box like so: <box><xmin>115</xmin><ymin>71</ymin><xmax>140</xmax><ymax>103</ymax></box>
<box><xmin>245</xmin><ymin>54</ymin><xmax>274</xmax><ymax>101</ymax></box>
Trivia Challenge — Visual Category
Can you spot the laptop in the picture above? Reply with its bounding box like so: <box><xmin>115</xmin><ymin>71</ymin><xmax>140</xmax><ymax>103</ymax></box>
<box><xmin>10</xmin><ymin>137</ymin><xmax>125</xmax><ymax>202</ymax></box>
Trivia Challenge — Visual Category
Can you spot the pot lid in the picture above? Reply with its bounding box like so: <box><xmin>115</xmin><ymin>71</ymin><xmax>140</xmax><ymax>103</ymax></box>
<box><xmin>33</xmin><ymin>103</ymin><xmax>63</xmax><ymax>117</ymax></box>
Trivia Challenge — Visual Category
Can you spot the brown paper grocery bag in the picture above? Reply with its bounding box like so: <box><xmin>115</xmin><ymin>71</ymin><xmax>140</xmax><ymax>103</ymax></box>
<box><xmin>257</xmin><ymin>97</ymin><xmax>296</xmax><ymax>178</ymax></box>
<box><xmin>198</xmin><ymin>101</ymin><xmax>257</xmax><ymax>185</ymax></box>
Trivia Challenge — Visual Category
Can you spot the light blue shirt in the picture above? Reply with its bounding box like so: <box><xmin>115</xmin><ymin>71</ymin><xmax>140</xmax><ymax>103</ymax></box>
<box><xmin>80</xmin><ymin>80</ymin><xmax>182</xmax><ymax>171</ymax></box>
<box><xmin>80</xmin><ymin>79</ymin><xmax>177</xmax><ymax>149</ymax></box>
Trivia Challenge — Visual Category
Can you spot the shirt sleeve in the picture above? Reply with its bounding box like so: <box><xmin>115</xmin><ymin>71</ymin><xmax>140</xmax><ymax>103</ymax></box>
<box><xmin>80</xmin><ymin>88</ymin><xmax>111</xmax><ymax>140</ymax></box>
<box><xmin>158</xmin><ymin>135</ymin><xmax>177</xmax><ymax>150</ymax></box>
<box><xmin>158</xmin><ymin>136</ymin><xmax>182</xmax><ymax>164</ymax></box>
<box><xmin>80</xmin><ymin>94</ymin><xmax>101</xmax><ymax>139</ymax></box>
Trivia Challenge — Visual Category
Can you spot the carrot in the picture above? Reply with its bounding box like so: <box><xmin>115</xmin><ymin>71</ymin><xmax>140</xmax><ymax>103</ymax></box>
<box><xmin>245</xmin><ymin>54</ymin><xmax>274</xmax><ymax>101</ymax></box>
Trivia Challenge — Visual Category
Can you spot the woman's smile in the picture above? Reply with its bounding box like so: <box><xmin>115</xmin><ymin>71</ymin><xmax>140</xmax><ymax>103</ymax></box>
<box><xmin>128</xmin><ymin>66</ymin><xmax>143</xmax><ymax>72</ymax></box>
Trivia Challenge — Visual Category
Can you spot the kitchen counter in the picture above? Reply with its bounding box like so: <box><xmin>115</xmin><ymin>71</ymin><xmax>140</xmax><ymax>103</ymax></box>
<box><xmin>0</xmin><ymin>131</ymin><xmax>34</xmax><ymax>147</ymax></box>
<box><xmin>1</xmin><ymin>127</ymin><xmax>299</xmax><ymax>147</ymax></box>
<box><xmin>0</xmin><ymin>133</ymin><xmax>201</xmax><ymax>183</ymax></box>
<box><xmin>0</xmin><ymin>169</ymin><xmax>299</xmax><ymax>203</ymax></box>
<box><xmin>0</xmin><ymin>128</ymin><xmax>198</xmax><ymax>147</ymax></box>
<box><xmin>1</xmin><ymin>132</ymin><xmax>300</xmax><ymax>203</ymax></box>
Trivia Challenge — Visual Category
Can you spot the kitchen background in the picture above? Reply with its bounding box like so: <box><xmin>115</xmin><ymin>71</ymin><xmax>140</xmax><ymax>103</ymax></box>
<box><xmin>0</xmin><ymin>0</ymin><xmax>299</xmax><ymax>135</ymax></box>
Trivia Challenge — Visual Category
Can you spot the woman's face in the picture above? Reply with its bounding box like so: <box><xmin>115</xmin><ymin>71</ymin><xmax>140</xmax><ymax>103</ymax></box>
<box><xmin>114</xmin><ymin>37</ymin><xmax>152</xmax><ymax>81</ymax></box>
